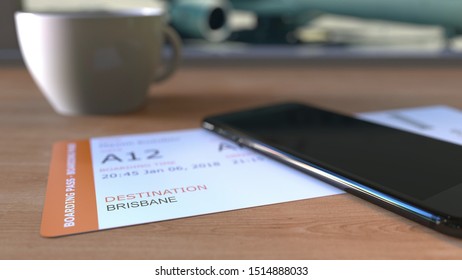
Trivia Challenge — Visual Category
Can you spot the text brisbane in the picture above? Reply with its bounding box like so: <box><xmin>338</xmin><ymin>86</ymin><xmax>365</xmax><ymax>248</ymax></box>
<box><xmin>106</xmin><ymin>196</ymin><xmax>177</xmax><ymax>211</ymax></box>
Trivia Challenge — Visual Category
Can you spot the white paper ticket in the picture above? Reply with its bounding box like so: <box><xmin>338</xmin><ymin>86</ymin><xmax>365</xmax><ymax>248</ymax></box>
<box><xmin>41</xmin><ymin>129</ymin><xmax>342</xmax><ymax>237</ymax></box>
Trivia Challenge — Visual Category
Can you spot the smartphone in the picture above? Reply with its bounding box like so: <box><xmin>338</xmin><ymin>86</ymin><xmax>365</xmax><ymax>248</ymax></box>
<box><xmin>203</xmin><ymin>102</ymin><xmax>462</xmax><ymax>237</ymax></box>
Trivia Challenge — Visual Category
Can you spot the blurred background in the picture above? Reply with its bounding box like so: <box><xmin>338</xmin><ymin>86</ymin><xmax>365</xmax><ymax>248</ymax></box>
<box><xmin>3</xmin><ymin>0</ymin><xmax>462</xmax><ymax>63</ymax></box>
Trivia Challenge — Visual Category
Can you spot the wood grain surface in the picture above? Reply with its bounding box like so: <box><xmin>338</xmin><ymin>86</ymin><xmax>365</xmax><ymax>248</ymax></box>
<box><xmin>1</xmin><ymin>64</ymin><xmax>462</xmax><ymax>259</ymax></box>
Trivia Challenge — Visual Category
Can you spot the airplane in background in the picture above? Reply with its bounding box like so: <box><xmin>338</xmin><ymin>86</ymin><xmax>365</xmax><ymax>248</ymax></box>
<box><xmin>168</xmin><ymin>0</ymin><xmax>462</xmax><ymax>45</ymax></box>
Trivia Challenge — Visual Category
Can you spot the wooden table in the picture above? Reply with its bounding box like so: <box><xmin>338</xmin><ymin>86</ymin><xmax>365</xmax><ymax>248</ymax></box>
<box><xmin>1</xmin><ymin>63</ymin><xmax>462</xmax><ymax>259</ymax></box>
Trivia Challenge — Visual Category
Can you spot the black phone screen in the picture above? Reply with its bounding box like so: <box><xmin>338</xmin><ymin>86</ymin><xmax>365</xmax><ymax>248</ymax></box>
<box><xmin>205</xmin><ymin>103</ymin><xmax>462</xmax><ymax>207</ymax></box>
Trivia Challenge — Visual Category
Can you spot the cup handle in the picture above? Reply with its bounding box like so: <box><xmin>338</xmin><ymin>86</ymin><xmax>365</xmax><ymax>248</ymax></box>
<box><xmin>153</xmin><ymin>26</ymin><xmax>182</xmax><ymax>82</ymax></box>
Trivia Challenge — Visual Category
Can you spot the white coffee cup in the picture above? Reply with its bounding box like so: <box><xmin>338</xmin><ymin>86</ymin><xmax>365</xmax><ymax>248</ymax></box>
<box><xmin>15</xmin><ymin>9</ymin><xmax>181</xmax><ymax>115</ymax></box>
